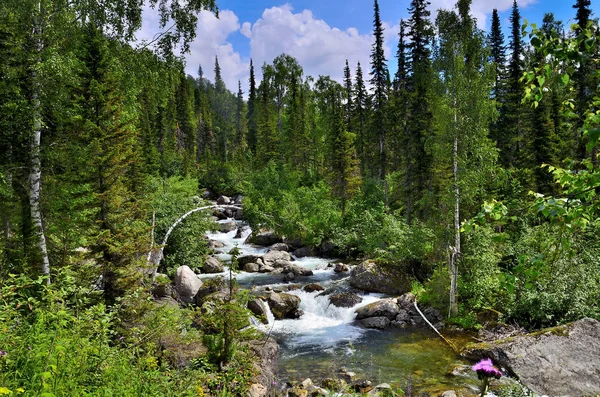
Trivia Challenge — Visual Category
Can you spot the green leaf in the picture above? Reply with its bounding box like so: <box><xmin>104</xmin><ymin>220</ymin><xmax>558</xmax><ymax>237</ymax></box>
<box><xmin>561</xmin><ymin>74</ymin><xmax>570</xmax><ymax>86</ymax></box>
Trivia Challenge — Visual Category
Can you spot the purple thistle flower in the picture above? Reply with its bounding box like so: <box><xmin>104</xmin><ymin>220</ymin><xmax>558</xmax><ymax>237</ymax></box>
<box><xmin>0</xmin><ymin>350</ymin><xmax>7</xmax><ymax>357</ymax></box>
<box><xmin>472</xmin><ymin>358</ymin><xmax>502</xmax><ymax>379</ymax></box>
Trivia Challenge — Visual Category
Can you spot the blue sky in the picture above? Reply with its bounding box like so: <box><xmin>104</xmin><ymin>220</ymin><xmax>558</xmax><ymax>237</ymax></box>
<box><xmin>139</xmin><ymin>1</ymin><xmax>599</xmax><ymax>93</ymax></box>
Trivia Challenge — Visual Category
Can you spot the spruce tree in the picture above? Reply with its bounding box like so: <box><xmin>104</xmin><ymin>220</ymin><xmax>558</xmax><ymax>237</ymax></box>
<box><xmin>247</xmin><ymin>59</ymin><xmax>257</xmax><ymax>155</ymax></box>
<box><xmin>353</xmin><ymin>62</ymin><xmax>370</xmax><ymax>177</ymax></box>
<box><xmin>235</xmin><ymin>80</ymin><xmax>247</xmax><ymax>158</ymax></box>
<box><xmin>370</xmin><ymin>0</ymin><xmax>389</xmax><ymax>180</ymax></box>
<box><xmin>405</xmin><ymin>0</ymin><xmax>434</xmax><ymax>223</ymax></box>
<box><xmin>488</xmin><ymin>9</ymin><xmax>506</xmax><ymax>94</ymax></box>
<box><xmin>343</xmin><ymin>59</ymin><xmax>353</xmax><ymax>127</ymax></box>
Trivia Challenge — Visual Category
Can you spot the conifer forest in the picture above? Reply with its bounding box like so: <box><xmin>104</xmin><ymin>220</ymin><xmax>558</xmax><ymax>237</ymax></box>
<box><xmin>1</xmin><ymin>0</ymin><xmax>599</xmax><ymax>395</ymax></box>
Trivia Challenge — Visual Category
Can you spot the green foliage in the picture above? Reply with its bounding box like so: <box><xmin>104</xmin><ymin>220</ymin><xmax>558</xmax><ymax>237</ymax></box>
<box><xmin>148</xmin><ymin>176</ymin><xmax>212</xmax><ymax>275</ymax></box>
<box><xmin>0</xmin><ymin>271</ymin><xmax>211</xmax><ymax>396</ymax></box>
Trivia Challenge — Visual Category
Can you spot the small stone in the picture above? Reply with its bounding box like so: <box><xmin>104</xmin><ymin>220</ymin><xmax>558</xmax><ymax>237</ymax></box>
<box><xmin>217</xmin><ymin>195</ymin><xmax>231</xmax><ymax>205</ymax></box>
<box><xmin>333</xmin><ymin>263</ymin><xmax>349</xmax><ymax>273</ymax></box>
<box><xmin>303</xmin><ymin>283</ymin><xmax>325</xmax><ymax>293</ymax></box>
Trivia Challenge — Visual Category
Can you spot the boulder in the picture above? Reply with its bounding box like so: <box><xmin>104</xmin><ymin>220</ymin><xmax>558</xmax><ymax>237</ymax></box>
<box><xmin>259</xmin><ymin>265</ymin><xmax>275</xmax><ymax>273</ymax></box>
<box><xmin>267</xmin><ymin>292</ymin><xmax>301</xmax><ymax>319</ymax></box>
<box><xmin>245</xmin><ymin>338</ymin><xmax>279</xmax><ymax>394</ymax></box>
<box><xmin>244</xmin><ymin>262</ymin><xmax>260</xmax><ymax>273</ymax></box>
<box><xmin>234</xmin><ymin>226</ymin><xmax>244</xmax><ymax>239</ymax></box>
<box><xmin>152</xmin><ymin>274</ymin><xmax>173</xmax><ymax>299</ymax></box>
<box><xmin>395</xmin><ymin>309</ymin><xmax>411</xmax><ymax>323</ymax></box>
<box><xmin>349</xmin><ymin>261</ymin><xmax>410</xmax><ymax>295</ymax></box>
<box><xmin>333</xmin><ymin>263</ymin><xmax>349</xmax><ymax>273</ymax></box>
<box><xmin>318</xmin><ymin>241</ymin><xmax>337</xmax><ymax>257</ymax></box>
<box><xmin>360</xmin><ymin>316</ymin><xmax>390</xmax><ymax>329</ymax></box>
<box><xmin>293</xmin><ymin>246</ymin><xmax>317</xmax><ymax>258</ymax></box>
<box><xmin>303</xmin><ymin>283</ymin><xmax>325</xmax><ymax>293</ymax></box>
<box><xmin>246</xmin><ymin>231</ymin><xmax>282</xmax><ymax>246</ymax></box>
<box><xmin>329</xmin><ymin>292</ymin><xmax>363</xmax><ymax>308</ymax></box>
<box><xmin>355</xmin><ymin>298</ymin><xmax>400</xmax><ymax>320</ymax></box>
<box><xmin>462</xmin><ymin>318</ymin><xmax>600</xmax><ymax>397</ymax></box>
<box><xmin>224</xmin><ymin>208</ymin><xmax>234</xmax><ymax>218</ymax></box>
<box><xmin>174</xmin><ymin>266</ymin><xmax>202</xmax><ymax>304</ymax></box>
<box><xmin>321</xmin><ymin>378</ymin><xmax>347</xmax><ymax>392</ymax></box>
<box><xmin>270</xmin><ymin>243</ymin><xmax>290</xmax><ymax>252</ymax></box>
<box><xmin>262</xmin><ymin>250</ymin><xmax>292</xmax><ymax>265</ymax></box>
<box><xmin>273</xmin><ymin>259</ymin><xmax>294</xmax><ymax>268</ymax></box>
<box><xmin>397</xmin><ymin>292</ymin><xmax>416</xmax><ymax>311</ymax></box>
<box><xmin>194</xmin><ymin>277</ymin><xmax>226</xmax><ymax>303</ymax></box>
<box><xmin>219</xmin><ymin>220</ymin><xmax>238</xmax><ymax>232</ymax></box>
<box><xmin>234</xmin><ymin>208</ymin><xmax>244</xmax><ymax>220</ymax></box>
<box><xmin>213</xmin><ymin>209</ymin><xmax>228</xmax><ymax>220</ymax></box>
<box><xmin>232</xmin><ymin>194</ymin><xmax>244</xmax><ymax>204</ymax></box>
<box><xmin>284</xmin><ymin>238</ymin><xmax>304</xmax><ymax>250</ymax></box>
<box><xmin>283</xmin><ymin>264</ymin><xmax>314</xmax><ymax>277</ymax></box>
<box><xmin>208</xmin><ymin>240</ymin><xmax>225</xmax><ymax>249</ymax></box>
<box><xmin>248</xmin><ymin>299</ymin><xmax>269</xmax><ymax>324</ymax></box>
<box><xmin>247</xmin><ymin>384</ymin><xmax>267</xmax><ymax>397</ymax></box>
<box><xmin>238</xmin><ymin>255</ymin><xmax>260</xmax><ymax>266</ymax></box>
<box><xmin>353</xmin><ymin>379</ymin><xmax>373</xmax><ymax>394</ymax></box>
<box><xmin>203</xmin><ymin>256</ymin><xmax>224</xmax><ymax>273</ymax></box>
<box><xmin>283</xmin><ymin>272</ymin><xmax>295</xmax><ymax>282</ymax></box>
<box><xmin>201</xmin><ymin>189</ymin><xmax>215</xmax><ymax>200</ymax></box>
<box><xmin>217</xmin><ymin>195</ymin><xmax>231</xmax><ymax>205</ymax></box>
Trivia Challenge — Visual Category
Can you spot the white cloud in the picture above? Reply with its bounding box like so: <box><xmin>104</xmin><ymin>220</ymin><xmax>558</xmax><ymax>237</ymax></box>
<box><xmin>243</xmin><ymin>5</ymin><xmax>378</xmax><ymax>84</ymax></box>
<box><xmin>428</xmin><ymin>0</ymin><xmax>539</xmax><ymax>29</ymax></box>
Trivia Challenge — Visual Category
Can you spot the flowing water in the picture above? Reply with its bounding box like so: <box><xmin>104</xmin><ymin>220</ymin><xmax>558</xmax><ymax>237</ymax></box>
<box><xmin>203</xmin><ymin>220</ymin><xmax>481</xmax><ymax>393</ymax></box>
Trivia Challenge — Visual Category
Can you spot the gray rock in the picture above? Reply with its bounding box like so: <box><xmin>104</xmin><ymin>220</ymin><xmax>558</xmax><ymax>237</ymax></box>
<box><xmin>397</xmin><ymin>293</ymin><xmax>417</xmax><ymax>310</ymax></box>
<box><xmin>234</xmin><ymin>208</ymin><xmax>244</xmax><ymax>220</ymax></box>
<box><xmin>349</xmin><ymin>261</ymin><xmax>410</xmax><ymax>295</ymax></box>
<box><xmin>244</xmin><ymin>262</ymin><xmax>260</xmax><ymax>273</ymax></box>
<box><xmin>245</xmin><ymin>338</ymin><xmax>279</xmax><ymax>393</ymax></box>
<box><xmin>292</xmin><ymin>246</ymin><xmax>316</xmax><ymax>258</ymax></box>
<box><xmin>283</xmin><ymin>272</ymin><xmax>295</xmax><ymax>282</ymax></box>
<box><xmin>248</xmin><ymin>299</ymin><xmax>269</xmax><ymax>324</ymax></box>
<box><xmin>238</xmin><ymin>255</ymin><xmax>260</xmax><ymax>266</ymax></box>
<box><xmin>355</xmin><ymin>298</ymin><xmax>400</xmax><ymax>320</ymax></box>
<box><xmin>259</xmin><ymin>265</ymin><xmax>275</xmax><ymax>273</ymax></box>
<box><xmin>216</xmin><ymin>195</ymin><xmax>231</xmax><ymax>205</ymax></box>
<box><xmin>234</xmin><ymin>227</ymin><xmax>244</xmax><ymax>239</ymax></box>
<box><xmin>203</xmin><ymin>256</ymin><xmax>223</xmax><ymax>273</ymax></box>
<box><xmin>219</xmin><ymin>220</ymin><xmax>238</xmax><ymax>232</ymax></box>
<box><xmin>208</xmin><ymin>240</ymin><xmax>225</xmax><ymax>249</ymax></box>
<box><xmin>303</xmin><ymin>283</ymin><xmax>325</xmax><ymax>293</ymax></box>
<box><xmin>224</xmin><ymin>208</ymin><xmax>234</xmax><ymax>218</ymax></box>
<box><xmin>273</xmin><ymin>259</ymin><xmax>294</xmax><ymax>268</ymax></box>
<box><xmin>213</xmin><ymin>209</ymin><xmax>228</xmax><ymax>220</ymax></box>
<box><xmin>267</xmin><ymin>292</ymin><xmax>301</xmax><ymax>319</ymax></box>
<box><xmin>262</xmin><ymin>250</ymin><xmax>292</xmax><ymax>265</ymax></box>
<box><xmin>395</xmin><ymin>309</ymin><xmax>411</xmax><ymax>322</ymax></box>
<box><xmin>361</xmin><ymin>316</ymin><xmax>390</xmax><ymax>329</ymax></box>
<box><xmin>270</xmin><ymin>243</ymin><xmax>290</xmax><ymax>252</ymax></box>
<box><xmin>174</xmin><ymin>265</ymin><xmax>202</xmax><ymax>304</ymax></box>
<box><xmin>246</xmin><ymin>231</ymin><xmax>282</xmax><ymax>246</ymax></box>
<box><xmin>283</xmin><ymin>264</ymin><xmax>314</xmax><ymax>277</ymax></box>
<box><xmin>462</xmin><ymin>318</ymin><xmax>600</xmax><ymax>397</ymax></box>
<box><xmin>333</xmin><ymin>263</ymin><xmax>349</xmax><ymax>273</ymax></box>
<box><xmin>319</xmin><ymin>241</ymin><xmax>337</xmax><ymax>257</ymax></box>
<box><xmin>391</xmin><ymin>320</ymin><xmax>410</xmax><ymax>328</ymax></box>
<box><xmin>232</xmin><ymin>194</ymin><xmax>244</xmax><ymax>204</ymax></box>
<box><xmin>329</xmin><ymin>292</ymin><xmax>363</xmax><ymax>308</ymax></box>
<box><xmin>440</xmin><ymin>391</ymin><xmax>457</xmax><ymax>397</ymax></box>
<box><xmin>247</xmin><ymin>383</ymin><xmax>267</xmax><ymax>397</ymax></box>
<box><xmin>201</xmin><ymin>189</ymin><xmax>215</xmax><ymax>200</ymax></box>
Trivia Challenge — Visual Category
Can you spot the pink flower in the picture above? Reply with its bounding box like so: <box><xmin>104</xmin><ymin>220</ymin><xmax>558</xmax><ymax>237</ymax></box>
<box><xmin>472</xmin><ymin>358</ymin><xmax>502</xmax><ymax>379</ymax></box>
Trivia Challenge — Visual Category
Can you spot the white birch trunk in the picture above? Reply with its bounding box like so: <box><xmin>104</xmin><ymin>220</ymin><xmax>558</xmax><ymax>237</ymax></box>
<box><xmin>29</xmin><ymin>3</ymin><xmax>51</xmax><ymax>281</ymax></box>
<box><xmin>150</xmin><ymin>204</ymin><xmax>241</xmax><ymax>281</ymax></box>
<box><xmin>449</xmin><ymin>100</ymin><xmax>460</xmax><ymax>316</ymax></box>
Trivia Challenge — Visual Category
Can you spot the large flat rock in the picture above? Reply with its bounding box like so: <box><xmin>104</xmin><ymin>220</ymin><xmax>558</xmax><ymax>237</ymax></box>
<box><xmin>462</xmin><ymin>318</ymin><xmax>600</xmax><ymax>397</ymax></box>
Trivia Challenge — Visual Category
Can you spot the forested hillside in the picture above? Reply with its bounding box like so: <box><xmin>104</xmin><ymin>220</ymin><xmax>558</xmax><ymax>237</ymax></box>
<box><xmin>1</xmin><ymin>0</ymin><xmax>599</xmax><ymax>395</ymax></box>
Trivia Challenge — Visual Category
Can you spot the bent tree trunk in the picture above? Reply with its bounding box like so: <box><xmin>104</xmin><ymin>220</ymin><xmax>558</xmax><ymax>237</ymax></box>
<box><xmin>149</xmin><ymin>204</ymin><xmax>242</xmax><ymax>281</ymax></box>
<box><xmin>29</xmin><ymin>5</ymin><xmax>51</xmax><ymax>281</ymax></box>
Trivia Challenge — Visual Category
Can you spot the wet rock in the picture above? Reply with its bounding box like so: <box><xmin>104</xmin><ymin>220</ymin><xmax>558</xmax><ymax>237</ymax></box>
<box><xmin>395</xmin><ymin>309</ymin><xmax>411</xmax><ymax>322</ymax></box>
<box><xmin>213</xmin><ymin>209</ymin><xmax>228</xmax><ymax>220</ymax></box>
<box><xmin>273</xmin><ymin>259</ymin><xmax>294</xmax><ymax>268</ymax></box>
<box><xmin>353</xmin><ymin>379</ymin><xmax>373</xmax><ymax>393</ymax></box>
<box><xmin>283</xmin><ymin>264</ymin><xmax>314</xmax><ymax>277</ymax></box>
<box><xmin>318</xmin><ymin>240</ymin><xmax>337</xmax><ymax>257</ymax></box>
<box><xmin>283</xmin><ymin>272</ymin><xmax>295</xmax><ymax>282</ymax></box>
<box><xmin>303</xmin><ymin>283</ymin><xmax>325</xmax><ymax>293</ymax></box>
<box><xmin>248</xmin><ymin>299</ymin><xmax>269</xmax><ymax>324</ymax></box>
<box><xmin>224</xmin><ymin>208</ymin><xmax>234</xmax><ymax>218</ymax></box>
<box><xmin>247</xmin><ymin>383</ymin><xmax>267</xmax><ymax>397</ymax></box>
<box><xmin>234</xmin><ymin>208</ymin><xmax>244</xmax><ymax>220</ymax></box>
<box><xmin>355</xmin><ymin>298</ymin><xmax>400</xmax><ymax>320</ymax></box>
<box><xmin>234</xmin><ymin>227</ymin><xmax>244</xmax><ymax>239</ymax></box>
<box><xmin>462</xmin><ymin>318</ymin><xmax>600</xmax><ymax>397</ymax></box>
<box><xmin>232</xmin><ymin>194</ymin><xmax>244</xmax><ymax>204</ymax></box>
<box><xmin>267</xmin><ymin>292</ymin><xmax>301</xmax><ymax>319</ymax></box>
<box><xmin>361</xmin><ymin>316</ymin><xmax>390</xmax><ymax>329</ymax></box>
<box><xmin>262</xmin><ymin>250</ymin><xmax>292</xmax><ymax>265</ymax></box>
<box><xmin>217</xmin><ymin>195</ymin><xmax>231</xmax><ymax>205</ymax></box>
<box><xmin>246</xmin><ymin>231</ymin><xmax>282</xmax><ymax>246</ymax></box>
<box><xmin>349</xmin><ymin>261</ymin><xmax>410</xmax><ymax>295</ymax></box>
<box><xmin>203</xmin><ymin>256</ymin><xmax>224</xmax><ymax>273</ymax></box>
<box><xmin>219</xmin><ymin>220</ymin><xmax>238</xmax><ymax>232</ymax></box>
<box><xmin>293</xmin><ymin>246</ymin><xmax>317</xmax><ymax>258</ymax></box>
<box><xmin>367</xmin><ymin>383</ymin><xmax>392</xmax><ymax>396</ymax></box>
<box><xmin>333</xmin><ymin>263</ymin><xmax>349</xmax><ymax>273</ymax></box>
<box><xmin>339</xmin><ymin>368</ymin><xmax>356</xmax><ymax>382</ymax></box>
<box><xmin>174</xmin><ymin>265</ymin><xmax>202</xmax><ymax>304</ymax></box>
<box><xmin>397</xmin><ymin>292</ymin><xmax>417</xmax><ymax>310</ymax></box>
<box><xmin>259</xmin><ymin>265</ymin><xmax>275</xmax><ymax>273</ymax></box>
<box><xmin>284</xmin><ymin>238</ymin><xmax>304</xmax><ymax>250</ymax></box>
<box><xmin>270</xmin><ymin>243</ymin><xmax>290</xmax><ymax>252</ymax></box>
<box><xmin>391</xmin><ymin>320</ymin><xmax>410</xmax><ymax>328</ymax></box>
<box><xmin>244</xmin><ymin>262</ymin><xmax>260</xmax><ymax>273</ymax></box>
<box><xmin>321</xmin><ymin>378</ymin><xmax>347</xmax><ymax>392</ymax></box>
<box><xmin>287</xmin><ymin>309</ymin><xmax>304</xmax><ymax>319</ymax></box>
<box><xmin>238</xmin><ymin>255</ymin><xmax>260</xmax><ymax>266</ymax></box>
<box><xmin>208</xmin><ymin>240</ymin><xmax>225</xmax><ymax>249</ymax></box>
<box><xmin>328</xmin><ymin>292</ymin><xmax>362</xmax><ymax>308</ymax></box>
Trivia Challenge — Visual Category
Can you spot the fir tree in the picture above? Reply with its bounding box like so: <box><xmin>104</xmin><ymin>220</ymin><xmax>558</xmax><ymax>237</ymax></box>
<box><xmin>353</xmin><ymin>62</ymin><xmax>370</xmax><ymax>177</ymax></box>
<box><xmin>370</xmin><ymin>0</ymin><xmax>389</xmax><ymax>180</ymax></box>
<box><xmin>488</xmin><ymin>9</ymin><xmax>506</xmax><ymax>95</ymax></box>
<box><xmin>343</xmin><ymin>59</ymin><xmax>353</xmax><ymax>127</ymax></box>
<box><xmin>247</xmin><ymin>59</ymin><xmax>257</xmax><ymax>154</ymax></box>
